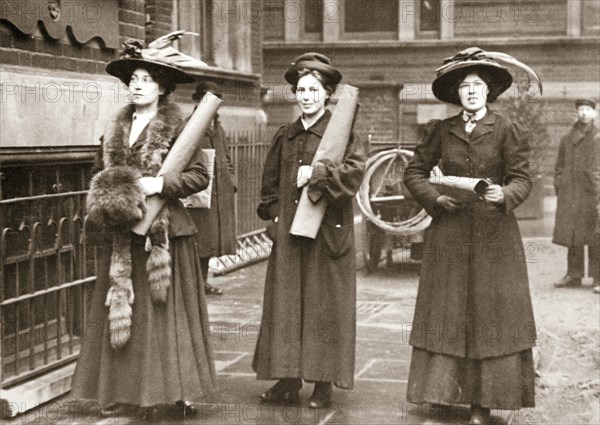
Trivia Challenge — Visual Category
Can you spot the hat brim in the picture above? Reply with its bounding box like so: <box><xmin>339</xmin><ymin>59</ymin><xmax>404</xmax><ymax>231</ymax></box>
<box><xmin>106</xmin><ymin>58</ymin><xmax>195</xmax><ymax>86</ymax></box>
<box><xmin>575</xmin><ymin>99</ymin><xmax>597</xmax><ymax>109</ymax></box>
<box><xmin>284</xmin><ymin>60</ymin><xmax>343</xmax><ymax>86</ymax></box>
<box><xmin>432</xmin><ymin>61</ymin><xmax>513</xmax><ymax>105</ymax></box>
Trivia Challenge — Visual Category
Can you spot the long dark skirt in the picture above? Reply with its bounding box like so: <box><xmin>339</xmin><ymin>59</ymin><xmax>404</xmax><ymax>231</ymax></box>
<box><xmin>71</xmin><ymin>234</ymin><xmax>216</xmax><ymax>408</ymax></box>
<box><xmin>407</xmin><ymin>348</ymin><xmax>535</xmax><ymax>409</ymax></box>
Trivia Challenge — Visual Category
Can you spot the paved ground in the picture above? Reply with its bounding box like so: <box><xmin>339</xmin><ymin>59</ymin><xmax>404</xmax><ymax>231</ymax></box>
<box><xmin>10</xmin><ymin>196</ymin><xmax>600</xmax><ymax>424</ymax></box>
<box><xmin>12</xmin><ymin>258</ymin><xmax>512</xmax><ymax>425</ymax></box>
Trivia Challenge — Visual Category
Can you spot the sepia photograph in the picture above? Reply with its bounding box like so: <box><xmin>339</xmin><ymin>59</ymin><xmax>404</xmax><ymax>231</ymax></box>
<box><xmin>0</xmin><ymin>1</ymin><xmax>599</xmax><ymax>424</ymax></box>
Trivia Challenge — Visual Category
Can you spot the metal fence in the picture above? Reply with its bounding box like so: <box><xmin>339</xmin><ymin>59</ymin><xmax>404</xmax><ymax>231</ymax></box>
<box><xmin>0</xmin><ymin>162</ymin><xmax>98</xmax><ymax>388</ymax></box>
<box><xmin>0</xmin><ymin>127</ymin><xmax>269</xmax><ymax>389</ymax></box>
<box><xmin>227</xmin><ymin>127</ymin><xmax>270</xmax><ymax>236</ymax></box>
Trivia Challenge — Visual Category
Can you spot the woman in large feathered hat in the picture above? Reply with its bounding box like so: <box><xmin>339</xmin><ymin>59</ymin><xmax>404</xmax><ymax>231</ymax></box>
<box><xmin>403</xmin><ymin>47</ymin><xmax>542</xmax><ymax>424</ymax></box>
<box><xmin>70</xmin><ymin>33</ymin><xmax>216</xmax><ymax>420</ymax></box>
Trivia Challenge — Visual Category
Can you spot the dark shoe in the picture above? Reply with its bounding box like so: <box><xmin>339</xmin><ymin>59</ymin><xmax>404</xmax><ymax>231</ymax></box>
<box><xmin>100</xmin><ymin>404</ymin><xmax>135</xmax><ymax>417</ymax></box>
<box><xmin>554</xmin><ymin>275</ymin><xmax>582</xmax><ymax>288</ymax></box>
<box><xmin>138</xmin><ymin>406</ymin><xmax>163</xmax><ymax>422</ymax></box>
<box><xmin>205</xmin><ymin>283</ymin><xmax>223</xmax><ymax>296</ymax></box>
<box><xmin>174</xmin><ymin>400</ymin><xmax>198</xmax><ymax>419</ymax></box>
<box><xmin>308</xmin><ymin>382</ymin><xmax>333</xmax><ymax>409</ymax></box>
<box><xmin>469</xmin><ymin>405</ymin><xmax>490</xmax><ymax>425</ymax></box>
<box><xmin>260</xmin><ymin>378</ymin><xmax>302</xmax><ymax>405</ymax></box>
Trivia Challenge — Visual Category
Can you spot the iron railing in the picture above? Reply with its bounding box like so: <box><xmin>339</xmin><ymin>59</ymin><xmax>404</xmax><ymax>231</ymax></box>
<box><xmin>0</xmin><ymin>162</ymin><xmax>98</xmax><ymax>388</ymax></box>
<box><xmin>1</xmin><ymin>127</ymin><xmax>269</xmax><ymax>388</ymax></box>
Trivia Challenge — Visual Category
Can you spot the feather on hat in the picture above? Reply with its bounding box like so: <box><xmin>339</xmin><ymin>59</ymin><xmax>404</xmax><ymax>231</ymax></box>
<box><xmin>106</xmin><ymin>31</ymin><xmax>208</xmax><ymax>85</ymax></box>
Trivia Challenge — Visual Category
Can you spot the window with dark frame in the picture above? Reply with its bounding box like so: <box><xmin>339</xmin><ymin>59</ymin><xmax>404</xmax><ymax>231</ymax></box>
<box><xmin>304</xmin><ymin>0</ymin><xmax>324</xmax><ymax>34</ymax></box>
<box><xmin>344</xmin><ymin>0</ymin><xmax>399</xmax><ymax>33</ymax></box>
<box><xmin>420</xmin><ymin>0</ymin><xmax>441</xmax><ymax>33</ymax></box>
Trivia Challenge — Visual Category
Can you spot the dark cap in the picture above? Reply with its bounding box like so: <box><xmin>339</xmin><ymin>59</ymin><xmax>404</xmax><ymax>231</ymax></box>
<box><xmin>192</xmin><ymin>81</ymin><xmax>222</xmax><ymax>102</ymax></box>
<box><xmin>575</xmin><ymin>98</ymin><xmax>597</xmax><ymax>109</ymax></box>
<box><xmin>284</xmin><ymin>52</ymin><xmax>342</xmax><ymax>86</ymax></box>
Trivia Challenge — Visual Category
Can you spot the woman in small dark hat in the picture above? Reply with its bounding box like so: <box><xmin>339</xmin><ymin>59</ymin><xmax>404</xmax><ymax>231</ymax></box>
<box><xmin>71</xmin><ymin>38</ymin><xmax>216</xmax><ymax>420</ymax></box>
<box><xmin>403</xmin><ymin>47</ymin><xmax>539</xmax><ymax>424</ymax></box>
<box><xmin>253</xmin><ymin>52</ymin><xmax>366</xmax><ymax>408</ymax></box>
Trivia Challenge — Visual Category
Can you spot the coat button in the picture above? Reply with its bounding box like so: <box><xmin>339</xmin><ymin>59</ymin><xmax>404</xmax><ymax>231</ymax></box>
<box><xmin>294</xmin><ymin>200</ymin><xmax>299</xmax><ymax>205</ymax></box>
<box><xmin>298</xmin><ymin>160</ymin><xmax>302</xmax><ymax>164</ymax></box>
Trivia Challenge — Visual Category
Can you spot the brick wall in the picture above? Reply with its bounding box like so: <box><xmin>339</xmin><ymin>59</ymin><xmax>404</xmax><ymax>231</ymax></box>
<box><xmin>0</xmin><ymin>0</ymin><xmax>145</xmax><ymax>75</ymax></box>
<box><xmin>145</xmin><ymin>0</ymin><xmax>172</xmax><ymax>43</ymax></box>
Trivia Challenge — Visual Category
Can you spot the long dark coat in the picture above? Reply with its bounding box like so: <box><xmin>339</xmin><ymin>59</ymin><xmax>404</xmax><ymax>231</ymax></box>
<box><xmin>252</xmin><ymin>110</ymin><xmax>366</xmax><ymax>389</ymax></box>
<box><xmin>188</xmin><ymin>117</ymin><xmax>238</xmax><ymax>257</ymax></box>
<box><xmin>404</xmin><ymin>110</ymin><xmax>536</xmax><ymax>359</ymax></box>
<box><xmin>72</xmin><ymin>103</ymin><xmax>216</xmax><ymax>408</ymax></box>
<box><xmin>553</xmin><ymin>121</ymin><xmax>600</xmax><ymax>247</ymax></box>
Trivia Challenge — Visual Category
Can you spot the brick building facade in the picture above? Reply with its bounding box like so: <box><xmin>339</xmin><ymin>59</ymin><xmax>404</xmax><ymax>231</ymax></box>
<box><xmin>262</xmin><ymin>0</ymin><xmax>600</xmax><ymax>193</ymax></box>
<box><xmin>0</xmin><ymin>0</ymin><xmax>266</xmax><ymax>416</ymax></box>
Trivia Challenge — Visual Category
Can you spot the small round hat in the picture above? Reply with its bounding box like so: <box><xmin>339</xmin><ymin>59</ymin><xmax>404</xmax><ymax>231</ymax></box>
<box><xmin>575</xmin><ymin>98</ymin><xmax>597</xmax><ymax>109</ymax></box>
<box><xmin>192</xmin><ymin>81</ymin><xmax>222</xmax><ymax>101</ymax></box>
<box><xmin>284</xmin><ymin>52</ymin><xmax>342</xmax><ymax>86</ymax></box>
<box><xmin>432</xmin><ymin>47</ymin><xmax>513</xmax><ymax>106</ymax></box>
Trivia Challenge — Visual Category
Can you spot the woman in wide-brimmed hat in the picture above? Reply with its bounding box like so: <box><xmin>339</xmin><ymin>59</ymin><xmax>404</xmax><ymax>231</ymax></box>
<box><xmin>252</xmin><ymin>52</ymin><xmax>366</xmax><ymax>408</ymax></box>
<box><xmin>403</xmin><ymin>47</ymin><xmax>540</xmax><ymax>424</ymax></box>
<box><xmin>71</xmin><ymin>36</ymin><xmax>216</xmax><ymax>420</ymax></box>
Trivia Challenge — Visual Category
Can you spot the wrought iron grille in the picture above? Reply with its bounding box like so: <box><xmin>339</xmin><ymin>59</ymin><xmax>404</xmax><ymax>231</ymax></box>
<box><xmin>1</xmin><ymin>127</ymin><xmax>269</xmax><ymax>388</ymax></box>
<box><xmin>0</xmin><ymin>159</ymin><xmax>98</xmax><ymax>388</ymax></box>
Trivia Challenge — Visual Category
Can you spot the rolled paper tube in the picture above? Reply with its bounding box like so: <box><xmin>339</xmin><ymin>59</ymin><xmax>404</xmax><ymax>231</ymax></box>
<box><xmin>131</xmin><ymin>92</ymin><xmax>222</xmax><ymax>235</ymax></box>
<box><xmin>290</xmin><ymin>85</ymin><xmax>359</xmax><ymax>239</ymax></box>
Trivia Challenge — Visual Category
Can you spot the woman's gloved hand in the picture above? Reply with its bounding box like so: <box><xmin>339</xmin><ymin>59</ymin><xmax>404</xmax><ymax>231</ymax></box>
<box><xmin>435</xmin><ymin>195</ymin><xmax>464</xmax><ymax>212</ymax></box>
<box><xmin>296</xmin><ymin>165</ymin><xmax>313</xmax><ymax>188</ymax></box>
<box><xmin>139</xmin><ymin>176</ymin><xmax>164</xmax><ymax>196</ymax></box>
<box><xmin>483</xmin><ymin>184</ymin><xmax>505</xmax><ymax>204</ymax></box>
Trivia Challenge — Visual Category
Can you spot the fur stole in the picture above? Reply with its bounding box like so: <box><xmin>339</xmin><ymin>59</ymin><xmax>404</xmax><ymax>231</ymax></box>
<box><xmin>87</xmin><ymin>102</ymin><xmax>183</xmax><ymax>349</ymax></box>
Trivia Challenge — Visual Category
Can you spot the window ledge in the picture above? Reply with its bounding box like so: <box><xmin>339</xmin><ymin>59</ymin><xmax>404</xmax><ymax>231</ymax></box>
<box><xmin>181</xmin><ymin>66</ymin><xmax>261</xmax><ymax>84</ymax></box>
<box><xmin>264</xmin><ymin>36</ymin><xmax>600</xmax><ymax>50</ymax></box>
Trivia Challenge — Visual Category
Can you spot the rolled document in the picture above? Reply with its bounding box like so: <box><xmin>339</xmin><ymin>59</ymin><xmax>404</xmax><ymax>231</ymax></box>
<box><xmin>290</xmin><ymin>85</ymin><xmax>359</xmax><ymax>238</ymax></box>
<box><xmin>131</xmin><ymin>92</ymin><xmax>221</xmax><ymax>235</ymax></box>
<box><xmin>429</xmin><ymin>166</ymin><xmax>491</xmax><ymax>203</ymax></box>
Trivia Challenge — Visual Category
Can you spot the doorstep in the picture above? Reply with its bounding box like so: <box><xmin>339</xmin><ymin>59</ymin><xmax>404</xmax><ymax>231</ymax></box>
<box><xmin>0</xmin><ymin>363</ymin><xmax>75</xmax><ymax>418</ymax></box>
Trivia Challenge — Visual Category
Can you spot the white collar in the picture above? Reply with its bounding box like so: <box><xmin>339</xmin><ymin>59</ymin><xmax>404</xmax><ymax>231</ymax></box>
<box><xmin>462</xmin><ymin>107</ymin><xmax>487</xmax><ymax>122</ymax></box>
<box><xmin>301</xmin><ymin>109</ymin><xmax>326</xmax><ymax>130</ymax></box>
<box><xmin>132</xmin><ymin>110</ymin><xmax>156</xmax><ymax>121</ymax></box>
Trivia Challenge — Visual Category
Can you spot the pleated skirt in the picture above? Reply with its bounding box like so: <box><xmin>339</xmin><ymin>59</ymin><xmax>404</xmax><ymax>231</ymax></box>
<box><xmin>407</xmin><ymin>347</ymin><xmax>535</xmax><ymax>409</ymax></box>
<box><xmin>71</xmin><ymin>234</ymin><xmax>216</xmax><ymax>408</ymax></box>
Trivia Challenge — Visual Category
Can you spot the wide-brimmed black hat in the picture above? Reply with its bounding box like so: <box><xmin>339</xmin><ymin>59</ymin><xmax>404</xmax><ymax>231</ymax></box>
<box><xmin>106</xmin><ymin>39</ymin><xmax>194</xmax><ymax>85</ymax></box>
<box><xmin>575</xmin><ymin>98</ymin><xmax>597</xmax><ymax>109</ymax></box>
<box><xmin>432</xmin><ymin>47</ymin><xmax>513</xmax><ymax>106</ymax></box>
<box><xmin>192</xmin><ymin>81</ymin><xmax>222</xmax><ymax>101</ymax></box>
<box><xmin>284</xmin><ymin>52</ymin><xmax>342</xmax><ymax>86</ymax></box>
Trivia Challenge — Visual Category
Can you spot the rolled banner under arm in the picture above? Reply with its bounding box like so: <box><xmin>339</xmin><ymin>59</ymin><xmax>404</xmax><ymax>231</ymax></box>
<box><xmin>290</xmin><ymin>85</ymin><xmax>359</xmax><ymax>239</ymax></box>
<box><xmin>131</xmin><ymin>92</ymin><xmax>222</xmax><ymax>236</ymax></box>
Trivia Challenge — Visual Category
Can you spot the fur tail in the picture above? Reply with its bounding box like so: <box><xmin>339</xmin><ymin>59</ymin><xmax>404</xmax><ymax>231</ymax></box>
<box><xmin>106</xmin><ymin>232</ymin><xmax>134</xmax><ymax>349</ymax></box>
<box><xmin>105</xmin><ymin>285</ymin><xmax>133</xmax><ymax>349</ymax></box>
<box><xmin>147</xmin><ymin>245</ymin><xmax>171</xmax><ymax>303</ymax></box>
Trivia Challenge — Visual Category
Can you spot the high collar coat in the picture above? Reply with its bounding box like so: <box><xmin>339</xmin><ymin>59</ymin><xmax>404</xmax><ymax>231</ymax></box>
<box><xmin>186</xmin><ymin>116</ymin><xmax>237</xmax><ymax>258</ymax></box>
<box><xmin>252</xmin><ymin>110</ymin><xmax>366</xmax><ymax>389</ymax></box>
<box><xmin>403</xmin><ymin>110</ymin><xmax>536</xmax><ymax>359</ymax></box>
<box><xmin>552</xmin><ymin>121</ymin><xmax>600</xmax><ymax>247</ymax></box>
